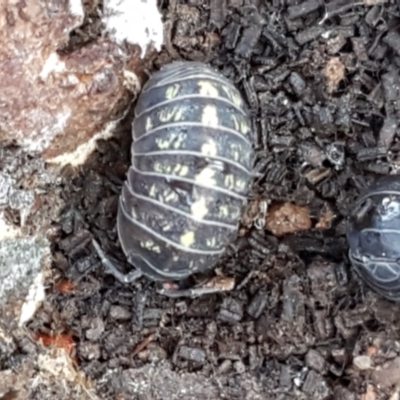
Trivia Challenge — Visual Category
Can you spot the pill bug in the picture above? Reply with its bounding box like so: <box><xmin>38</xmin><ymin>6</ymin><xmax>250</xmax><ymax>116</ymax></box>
<box><xmin>100</xmin><ymin>61</ymin><xmax>254</xmax><ymax>286</ymax></box>
<box><xmin>346</xmin><ymin>175</ymin><xmax>400</xmax><ymax>301</ymax></box>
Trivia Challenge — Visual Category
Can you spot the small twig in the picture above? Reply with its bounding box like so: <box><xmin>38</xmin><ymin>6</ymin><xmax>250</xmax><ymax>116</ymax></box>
<box><xmin>131</xmin><ymin>333</ymin><xmax>156</xmax><ymax>358</ymax></box>
<box><xmin>235</xmin><ymin>270</ymin><xmax>257</xmax><ymax>291</ymax></box>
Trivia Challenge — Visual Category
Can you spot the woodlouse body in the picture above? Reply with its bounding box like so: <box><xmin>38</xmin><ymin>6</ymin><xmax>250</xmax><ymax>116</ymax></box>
<box><xmin>346</xmin><ymin>175</ymin><xmax>400</xmax><ymax>301</ymax></box>
<box><xmin>117</xmin><ymin>61</ymin><xmax>254</xmax><ymax>281</ymax></box>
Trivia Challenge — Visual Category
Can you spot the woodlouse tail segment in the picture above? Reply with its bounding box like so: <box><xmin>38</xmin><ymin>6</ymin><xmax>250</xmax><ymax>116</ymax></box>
<box><xmin>91</xmin><ymin>239</ymin><xmax>143</xmax><ymax>284</ymax></box>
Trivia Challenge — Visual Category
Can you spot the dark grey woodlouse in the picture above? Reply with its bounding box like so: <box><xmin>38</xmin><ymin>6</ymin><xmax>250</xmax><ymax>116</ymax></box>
<box><xmin>346</xmin><ymin>175</ymin><xmax>400</xmax><ymax>301</ymax></box>
<box><xmin>93</xmin><ymin>61</ymin><xmax>254</xmax><ymax>294</ymax></box>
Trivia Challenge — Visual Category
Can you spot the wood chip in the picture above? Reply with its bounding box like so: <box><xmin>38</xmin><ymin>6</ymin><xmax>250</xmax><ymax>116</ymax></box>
<box><xmin>361</xmin><ymin>384</ymin><xmax>376</xmax><ymax>400</ymax></box>
<box><xmin>316</xmin><ymin>207</ymin><xmax>335</xmax><ymax>229</ymax></box>
<box><xmin>371</xmin><ymin>357</ymin><xmax>400</xmax><ymax>389</ymax></box>
<box><xmin>323</xmin><ymin>57</ymin><xmax>345</xmax><ymax>93</ymax></box>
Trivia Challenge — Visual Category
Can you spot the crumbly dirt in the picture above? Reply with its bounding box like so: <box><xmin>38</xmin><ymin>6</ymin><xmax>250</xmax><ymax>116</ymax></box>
<box><xmin>3</xmin><ymin>0</ymin><xmax>400</xmax><ymax>399</ymax></box>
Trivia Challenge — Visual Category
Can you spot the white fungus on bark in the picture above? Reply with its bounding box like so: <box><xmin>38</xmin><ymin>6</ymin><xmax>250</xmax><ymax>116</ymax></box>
<box><xmin>0</xmin><ymin>236</ymin><xmax>50</xmax><ymax>321</ymax></box>
<box><xmin>102</xmin><ymin>0</ymin><xmax>164</xmax><ymax>56</ymax></box>
<box><xmin>47</xmin><ymin>116</ymin><xmax>128</xmax><ymax>167</ymax></box>
<box><xmin>19</xmin><ymin>272</ymin><xmax>46</xmax><ymax>326</ymax></box>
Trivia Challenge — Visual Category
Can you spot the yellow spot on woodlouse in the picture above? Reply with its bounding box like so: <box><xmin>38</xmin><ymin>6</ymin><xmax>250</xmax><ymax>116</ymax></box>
<box><xmin>230</xmin><ymin>114</ymin><xmax>250</xmax><ymax>136</ymax></box>
<box><xmin>180</xmin><ymin>231</ymin><xmax>195</xmax><ymax>247</ymax></box>
<box><xmin>190</xmin><ymin>197</ymin><xmax>208</xmax><ymax>220</ymax></box>
<box><xmin>219</xmin><ymin>205</ymin><xmax>229</xmax><ymax>218</ymax></box>
<box><xmin>153</xmin><ymin>162</ymin><xmax>164</xmax><ymax>173</ymax></box>
<box><xmin>198</xmin><ymin>80</ymin><xmax>219</xmax><ymax>97</ymax></box>
<box><xmin>141</xmin><ymin>240</ymin><xmax>161</xmax><ymax>253</ymax></box>
<box><xmin>165</xmin><ymin>84</ymin><xmax>180</xmax><ymax>99</ymax></box>
<box><xmin>236</xmin><ymin>179</ymin><xmax>247</xmax><ymax>191</ymax></box>
<box><xmin>201</xmin><ymin>105</ymin><xmax>219</xmax><ymax>127</ymax></box>
<box><xmin>201</xmin><ymin>139</ymin><xmax>218</xmax><ymax>157</ymax></box>
<box><xmin>231</xmin><ymin>114</ymin><xmax>240</xmax><ymax>131</ymax></box>
<box><xmin>230</xmin><ymin>144</ymin><xmax>240</xmax><ymax>161</ymax></box>
<box><xmin>156</xmin><ymin>137</ymin><xmax>173</xmax><ymax>150</ymax></box>
<box><xmin>161</xmin><ymin>222</ymin><xmax>173</xmax><ymax>231</ymax></box>
<box><xmin>188</xmin><ymin>260</ymin><xmax>196</xmax><ymax>271</ymax></box>
<box><xmin>232</xmin><ymin>93</ymin><xmax>243</xmax><ymax>107</ymax></box>
<box><xmin>195</xmin><ymin>167</ymin><xmax>217</xmax><ymax>187</ymax></box>
<box><xmin>173</xmin><ymin>164</ymin><xmax>189</xmax><ymax>176</ymax></box>
<box><xmin>149</xmin><ymin>185</ymin><xmax>157</xmax><ymax>197</ymax></box>
<box><xmin>224</xmin><ymin>174</ymin><xmax>236</xmax><ymax>190</ymax></box>
<box><xmin>164</xmin><ymin>189</ymin><xmax>178</xmax><ymax>203</ymax></box>
<box><xmin>206</xmin><ymin>236</ymin><xmax>218</xmax><ymax>248</ymax></box>
<box><xmin>240</xmin><ymin>120</ymin><xmax>249</xmax><ymax>134</ymax></box>
<box><xmin>221</xmin><ymin>86</ymin><xmax>243</xmax><ymax>107</ymax></box>
<box><xmin>172</xmin><ymin>133</ymin><xmax>186</xmax><ymax>149</ymax></box>
<box><xmin>159</xmin><ymin>106</ymin><xmax>184</xmax><ymax>123</ymax></box>
<box><xmin>145</xmin><ymin>118</ymin><xmax>153</xmax><ymax>131</ymax></box>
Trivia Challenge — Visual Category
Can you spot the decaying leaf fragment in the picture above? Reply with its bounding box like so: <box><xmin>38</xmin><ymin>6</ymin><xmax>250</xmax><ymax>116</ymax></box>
<box><xmin>265</xmin><ymin>202</ymin><xmax>312</xmax><ymax>237</ymax></box>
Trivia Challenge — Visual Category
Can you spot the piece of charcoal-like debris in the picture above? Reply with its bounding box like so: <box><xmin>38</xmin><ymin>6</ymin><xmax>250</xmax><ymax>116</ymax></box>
<box><xmin>178</xmin><ymin>346</ymin><xmax>206</xmax><ymax>364</ymax></box>
<box><xmin>218</xmin><ymin>297</ymin><xmax>243</xmax><ymax>324</ymax></box>
<box><xmin>210</xmin><ymin>0</ymin><xmax>226</xmax><ymax>28</ymax></box>
<box><xmin>287</xmin><ymin>0</ymin><xmax>322</xmax><ymax>20</ymax></box>
<box><xmin>383</xmin><ymin>30</ymin><xmax>400</xmax><ymax>57</ymax></box>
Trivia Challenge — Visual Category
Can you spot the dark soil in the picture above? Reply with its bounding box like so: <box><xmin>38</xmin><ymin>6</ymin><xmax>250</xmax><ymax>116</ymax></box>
<box><xmin>13</xmin><ymin>0</ymin><xmax>400</xmax><ymax>399</ymax></box>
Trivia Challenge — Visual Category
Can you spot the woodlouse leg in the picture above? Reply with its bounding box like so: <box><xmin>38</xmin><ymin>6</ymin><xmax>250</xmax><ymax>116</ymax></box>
<box><xmin>92</xmin><ymin>239</ymin><xmax>143</xmax><ymax>283</ymax></box>
<box><xmin>157</xmin><ymin>275</ymin><xmax>235</xmax><ymax>298</ymax></box>
<box><xmin>157</xmin><ymin>286</ymin><xmax>229</xmax><ymax>298</ymax></box>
